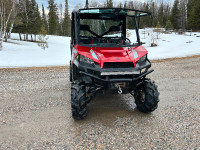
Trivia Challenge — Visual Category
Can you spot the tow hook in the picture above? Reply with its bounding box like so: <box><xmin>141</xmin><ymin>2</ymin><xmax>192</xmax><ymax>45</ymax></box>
<box><xmin>116</xmin><ymin>83</ymin><xmax>126</xmax><ymax>94</ymax></box>
<box><xmin>118</xmin><ymin>86</ymin><xmax>122</xmax><ymax>94</ymax></box>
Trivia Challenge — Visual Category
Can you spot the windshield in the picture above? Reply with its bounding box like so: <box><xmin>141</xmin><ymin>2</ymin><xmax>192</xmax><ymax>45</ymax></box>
<box><xmin>75</xmin><ymin>8</ymin><xmax>151</xmax><ymax>47</ymax></box>
<box><xmin>80</xmin><ymin>19</ymin><xmax>122</xmax><ymax>37</ymax></box>
<box><xmin>79</xmin><ymin>18</ymin><xmax>138</xmax><ymax>47</ymax></box>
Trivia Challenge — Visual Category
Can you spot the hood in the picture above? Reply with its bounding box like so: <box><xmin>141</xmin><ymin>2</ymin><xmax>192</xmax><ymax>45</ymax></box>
<box><xmin>74</xmin><ymin>44</ymin><xmax>148</xmax><ymax>68</ymax></box>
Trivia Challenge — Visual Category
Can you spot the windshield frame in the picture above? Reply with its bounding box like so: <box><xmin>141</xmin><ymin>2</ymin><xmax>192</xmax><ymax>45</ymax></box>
<box><xmin>72</xmin><ymin>8</ymin><xmax>151</xmax><ymax>48</ymax></box>
<box><xmin>79</xmin><ymin>8</ymin><xmax>151</xmax><ymax>17</ymax></box>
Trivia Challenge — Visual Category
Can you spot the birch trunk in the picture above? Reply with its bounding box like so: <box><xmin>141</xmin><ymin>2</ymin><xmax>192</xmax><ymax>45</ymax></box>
<box><xmin>19</xmin><ymin>33</ymin><xmax>22</xmax><ymax>40</ymax></box>
<box><xmin>0</xmin><ymin>2</ymin><xmax>15</xmax><ymax>50</ymax></box>
<box><xmin>8</xmin><ymin>23</ymin><xmax>13</xmax><ymax>38</ymax></box>
<box><xmin>0</xmin><ymin>3</ymin><xmax>4</xmax><ymax>50</ymax></box>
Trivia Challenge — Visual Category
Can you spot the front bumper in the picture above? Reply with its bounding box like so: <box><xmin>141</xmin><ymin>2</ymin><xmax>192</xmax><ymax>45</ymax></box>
<box><xmin>75</xmin><ymin>59</ymin><xmax>153</xmax><ymax>84</ymax></box>
<box><xmin>80</xmin><ymin>69</ymin><xmax>154</xmax><ymax>83</ymax></box>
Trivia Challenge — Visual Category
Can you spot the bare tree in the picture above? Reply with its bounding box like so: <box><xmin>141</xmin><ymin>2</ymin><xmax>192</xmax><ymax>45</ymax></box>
<box><xmin>180</xmin><ymin>0</ymin><xmax>188</xmax><ymax>29</ymax></box>
<box><xmin>8</xmin><ymin>2</ymin><xmax>18</xmax><ymax>38</ymax></box>
<box><xmin>0</xmin><ymin>0</ymin><xmax>17</xmax><ymax>50</ymax></box>
<box><xmin>58</xmin><ymin>3</ymin><xmax>63</xmax><ymax>34</ymax></box>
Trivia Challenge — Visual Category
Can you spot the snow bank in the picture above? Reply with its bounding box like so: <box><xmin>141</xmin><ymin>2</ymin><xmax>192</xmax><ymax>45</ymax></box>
<box><xmin>0</xmin><ymin>34</ymin><xmax>70</xmax><ymax>68</ymax></box>
<box><xmin>136</xmin><ymin>28</ymin><xmax>200</xmax><ymax>60</ymax></box>
<box><xmin>0</xmin><ymin>29</ymin><xmax>200</xmax><ymax>68</ymax></box>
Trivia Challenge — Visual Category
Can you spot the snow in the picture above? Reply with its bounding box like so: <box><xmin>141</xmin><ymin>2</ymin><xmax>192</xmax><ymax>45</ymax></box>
<box><xmin>0</xmin><ymin>29</ymin><xmax>200</xmax><ymax>68</ymax></box>
<box><xmin>130</xmin><ymin>28</ymin><xmax>200</xmax><ymax>60</ymax></box>
<box><xmin>0</xmin><ymin>34</ymin><xmax>70</xmax><ymax>68</ymax></box>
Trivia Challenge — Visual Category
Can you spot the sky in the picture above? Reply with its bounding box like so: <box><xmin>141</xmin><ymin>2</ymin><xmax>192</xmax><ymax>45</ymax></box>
<box><xmin>36</xmin><ymin>0</ymin><xmax>174</xmax><ymax>12</ymax></box>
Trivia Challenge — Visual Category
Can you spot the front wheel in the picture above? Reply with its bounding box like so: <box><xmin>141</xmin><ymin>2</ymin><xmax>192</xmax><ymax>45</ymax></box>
<box><xmin>71</xmin><ymin>83</ymin><xmax>87</xmax><ymax>119</ymax></box>
<box><xmin>70</xmin><ymin>61</ymin><xmax>72</xmax><ymax>82</ymax></box>
<box><xmin>134</xmin><ymin>79</ymin><xmax>160</xmax><ymax>113</ymax></box>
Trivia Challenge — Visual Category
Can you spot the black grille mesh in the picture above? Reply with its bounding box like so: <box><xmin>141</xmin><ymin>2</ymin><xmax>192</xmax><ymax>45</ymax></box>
<box><xmin>103</xmin><ymin>62</ymin><xmax>134</xmax><ymax>68</ymax></box>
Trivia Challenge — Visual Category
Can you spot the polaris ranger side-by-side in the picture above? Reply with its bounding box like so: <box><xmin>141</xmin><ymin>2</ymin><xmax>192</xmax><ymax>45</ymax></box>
<box><xmin>70</xmin><ymin>8</ymin><xmax>159</xmax><ymax>119</ymax></box>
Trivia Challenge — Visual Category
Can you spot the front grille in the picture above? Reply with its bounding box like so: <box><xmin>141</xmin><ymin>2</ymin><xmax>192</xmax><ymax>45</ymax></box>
<box><xmin>103</xmin><ymin>62</ymin><xmax>134</xmax><ymax>68</ymax></box>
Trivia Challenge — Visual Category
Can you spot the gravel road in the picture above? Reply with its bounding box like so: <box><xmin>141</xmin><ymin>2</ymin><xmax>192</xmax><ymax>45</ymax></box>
<box><xmin>0</xmin><ymin>57</ymin><xmax>200</xmax><ymax>149</ymax></box>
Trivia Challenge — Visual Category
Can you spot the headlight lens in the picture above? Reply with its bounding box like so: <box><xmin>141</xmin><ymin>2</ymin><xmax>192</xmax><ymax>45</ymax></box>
<box><xmin>132</xmin><ymin>50</ymin><xmax>138</xmax><ymax>59</ymax></box>
<box><xmin>79</xmin><ymin>55</ymin><xmax>94</xmax><ymax>64</ymax></box>
<box><xmin>90</xmin><ymin>49</ymin><xmax>99</xmax><ymax>60</ymax></box>
<box><xmin>138</xmin><ymin>55</ymin><xmax>147</xmax><ymax>63</ymax></box>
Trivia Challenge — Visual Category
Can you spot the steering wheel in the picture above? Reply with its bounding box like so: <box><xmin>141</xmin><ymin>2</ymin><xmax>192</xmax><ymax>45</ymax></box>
<box><xmin>102</xmin><ymin>37</ymin><xmax>111</xmax><ymax>43</ymax></box>
<box><xmin>95</xmin><ymin>37</ymin><xmax>110</xmax><ymax>43</ymax></box>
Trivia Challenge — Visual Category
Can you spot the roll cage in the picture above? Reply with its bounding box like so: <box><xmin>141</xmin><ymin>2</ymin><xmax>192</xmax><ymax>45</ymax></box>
<box><xmin>71</xmin><ymin>8</ymin><xmax>151</xmax><ymax>50</ymax></box>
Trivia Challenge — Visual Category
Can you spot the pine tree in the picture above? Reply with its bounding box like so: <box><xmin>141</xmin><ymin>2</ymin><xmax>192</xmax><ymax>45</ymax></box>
<box><xmin>63</xmin><ymin>0</ymin><xmax>71</xmax><ymax>36</ymax></box>
<box><xmin>119</xmin><ymin>2</ymin><xmax>122</xmax><ymax>8</ymax></box>
<box><xmin>124</xmin><ymin>1</ymin><xmax>127</xmax><ymax>9</ymax></box>
<box><xmin>42</xmin><ymin>4</ymin><xmax>48</xmax><ymax>33</ymax></box>
<box><xmin>85</xmin><ymin>0</ymin><xmax>89</xmax><ymax>8</ymax></box>
<box><xmin>141</xmin><ymin>3</ymin><xmax>151</xmax><ymax>28</ymax></box>
<box><xmin>36</xmin><ymin>4</ymin><xmax>42</xmax><ymax>35</ymax></box>
<box><xmin>179</xmin><ymin>0</ymin><xmax>187</xmax><ymax>29</ymax></box>
<box><xmin>16</xmin><ymin>0</ymin><xmax>32</xmax><ymax>37</ymax></box>
<box><xmin>106</xmin><ymin>0</ymin><xmax>113</xmax><ymax>8</ymax></box>
<box><xmin>126</xmin><ymin>1</ymin><xmax>135</xmax><ymax>29</ymax></box>
<box><xmin>156</xmin><ymin>21</ymin><xmax>162</xmax><ymax>28</ymax></box>
<box><xmin>187</xmin><ymin>0</ymin><xmax>195</xmax><ymax>22</ymax></box>
<box><xmin>158</xmin><ymin>3</ymin><xmax>164</xmax><ymax>27</ymax></box>
<box><xmin>163</xmin><ymin>4</ymin><xmax>171</xmax><ymax>28</ymax></box>
<box><xmin>188</xmin><ymin>0</ymin><xmax>200</xmax><ymax>30</ymax></box>
<box><xmin>150</xmin><ymin>2</ymin><xmax>156</xmax><ymax>27</ymax></box>
<box><xmin>170</xmin><ymin>0</ymin><xmax>181</xmax><ymax>29</ymax></box>
<box><xmin>48</xmin><ymin>0</ymin><xmax>58</xmax><ymax>35</ymax></box>
<box><xmin>30</xmin><ymin>1</ymin><xmax>42</xmax><ymax>39</ymax></box>
<box><xmin>14</xmin><ymin>0</ymin><xmax>41</xmax><ymax>41</ymax></box>
<box><xmin>110</xmin><ymin>0</ymin><xmax>113</xmax><ymax>8</ymax></box>
<box><xmin>127</xmin><ymin>1</ymin><xmax>134</xmax><ymax>9</ymax></box>
<box><xmin>165</xmin><ymin>20</ymin><xmax>173</xmax><ymax>30</ymax></box>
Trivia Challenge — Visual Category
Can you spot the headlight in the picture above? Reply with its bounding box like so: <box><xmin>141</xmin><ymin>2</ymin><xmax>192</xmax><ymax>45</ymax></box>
<box><xmin>138</xmin><ymin>55</ymin><xmax>147</xmax><ymax>63</ymax></box>
<box><xmin>79</xmin><ymin>55</ymin><xmax>94</xmax><ymax>64</ymax></box>
<box><xmin>90</xmin><ymin>49</ymin><xmax>99</xmax><ymax>60</ymax></box>
<box><xmin>72</xmin><ymin>48</ymin><xmax>78</xmax><ymax>59</ymax></box>
<box><xmin>132</xmin><ymin>50</ymin><xmax>138</xmax><ymax>59</ymax></box>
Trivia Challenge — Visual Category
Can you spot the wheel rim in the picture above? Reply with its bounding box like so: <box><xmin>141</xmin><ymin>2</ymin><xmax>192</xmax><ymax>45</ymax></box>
<box><xmin>136</xmin><ymin>88</ymin><xmax>146</xmax><ymax>104</ymax></box>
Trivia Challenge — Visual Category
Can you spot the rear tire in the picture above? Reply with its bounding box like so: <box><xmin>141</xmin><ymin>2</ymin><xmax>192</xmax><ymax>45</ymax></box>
<box><xmin>71</xmin><ymin>83</ymin><xmax>87</xmax><ymax>119</ymax></box>
<box><xmin>134</xmin><ymin>79</ymin><xmax>159</xmax><ymax>113</ymax></box>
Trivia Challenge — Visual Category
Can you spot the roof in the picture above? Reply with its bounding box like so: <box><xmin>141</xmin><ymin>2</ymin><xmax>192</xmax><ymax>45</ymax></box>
<box><xmin>73</xmin><ymin>8</ymin><xmax>151</xmax><ymax>17</ymax></box>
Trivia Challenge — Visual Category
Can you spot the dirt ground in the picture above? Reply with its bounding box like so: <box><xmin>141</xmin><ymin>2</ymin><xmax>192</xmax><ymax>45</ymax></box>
<box><xmin>0</xmin><ymin>57</ymin><xmax>200</xmax><ymax>149</ymax></box>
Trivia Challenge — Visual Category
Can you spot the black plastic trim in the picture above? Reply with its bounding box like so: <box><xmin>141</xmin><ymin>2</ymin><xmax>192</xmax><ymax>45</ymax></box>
<box><xmin>76</xmin><ymin>60</ymin><xmax>151</xmax><ymax>73</ymax></box>
<box><xmin>79</xmin><ymin>70</ymin><xmax>154</xmax><ymax>83</ymax></box>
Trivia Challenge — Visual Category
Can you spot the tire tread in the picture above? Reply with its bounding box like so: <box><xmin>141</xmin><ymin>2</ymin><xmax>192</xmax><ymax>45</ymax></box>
<box><xmin>71</xmin><ymin>83</ymin><xmax>87</xmax><ymax>119</ymax></box>
<box><xmin>135</xmin><ymin>79</ymin><xmax>160</xmax><ymax>113</ymax></box>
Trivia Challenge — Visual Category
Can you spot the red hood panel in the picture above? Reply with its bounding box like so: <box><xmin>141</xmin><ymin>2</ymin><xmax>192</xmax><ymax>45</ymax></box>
<box><xmin>74</xmin><ymin>44</ymin><xmax>148</xmax><ymax>68</ymax></box>
<box><xmin>97</xmin><ymin>48</ymin><xmax>132</xmax><ymax>62</ymax></box>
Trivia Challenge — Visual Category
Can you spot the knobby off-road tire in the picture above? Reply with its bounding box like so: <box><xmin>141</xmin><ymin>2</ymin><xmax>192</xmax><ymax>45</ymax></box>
<box><xmin>71</xmin><ymin>83</ymin><xmax>87</xmax><ymax>120</ymax></box>
<box><xmin>70</xmin><ymin>61</ymin><xmax>72</xmax><ymax>82</ymax></box>
<box><xmin>134</xmin><ymin>79</ymin><xmax>160</xmax><ymax>113</ymax></box>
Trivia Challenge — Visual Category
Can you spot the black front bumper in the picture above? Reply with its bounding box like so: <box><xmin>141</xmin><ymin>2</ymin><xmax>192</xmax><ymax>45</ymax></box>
<box><xmin>76</xmin><ymin>59</ymin><xmax>153</xmax><ymax>84</ymax></box>
<box><xmin>80</xmin><ymin>69</ymin><xmax>154</xmax><ymax>83</ymax></box>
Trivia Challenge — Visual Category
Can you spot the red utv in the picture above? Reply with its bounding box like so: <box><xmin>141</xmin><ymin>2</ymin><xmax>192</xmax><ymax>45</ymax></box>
<box><xmin>70</xmin><ymin>8</ymin><xmax>159</xmax><ymax>119</ymax></box>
